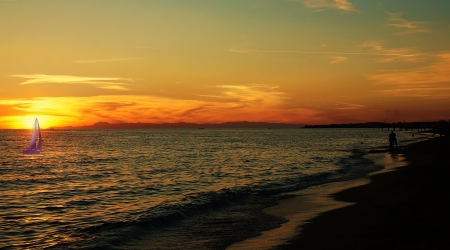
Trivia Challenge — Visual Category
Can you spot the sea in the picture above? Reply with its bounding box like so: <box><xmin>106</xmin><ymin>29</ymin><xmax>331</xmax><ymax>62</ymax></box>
<box><xmin>0</xmin><ymin>128</ymin><xmax>429</xmax><ymax>249</ymax></box>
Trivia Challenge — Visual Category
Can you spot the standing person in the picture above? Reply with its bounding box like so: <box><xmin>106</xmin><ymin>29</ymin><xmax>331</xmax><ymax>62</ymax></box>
<box><xmin>389</xmin><ymin>131</ymin><xmax>397</xmax><ymax>149</ymax></box>
<box><xmin>393</xmin><ymin>131</ymin><xmax>397</xmax><ymax>148</ymax></box>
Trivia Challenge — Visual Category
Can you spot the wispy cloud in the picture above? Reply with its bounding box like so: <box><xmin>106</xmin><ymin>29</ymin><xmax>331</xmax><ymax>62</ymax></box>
<box><xmin>330</xmin><ymin>56</ymin><xmax>348</xmax><ymax>64</ymax></box>
<box><xmin>369</xmin><ymin>53</ymin><xmax>450</xmax><ymax>85</ymax></box>
<box><xmin>334</xmin><ymin>102</ymin><xmax>366</xmax><ymax>110</ymax></box>
<box><xmin>198</xmin><ymin>85</ymin><xmax>288</xmax><ymax>107</ymax></box>
<box><xmin>289</xmin><ymin>0</ymin><xmax>359</xmax><ymax>12</ymax></box>
<box><xmin>12</xmin><ymin>74</ymin><xmax>135</xmax><ymax>90</ymax></box>
<box><xmin>376</xmin><ymin>86</ymin><xmax>450</xmax><ymax>99</ymax></box>
<box><xmin>360</xmin><ymin>41</ymin><xmax>421</xmax><ymax>62</ymax></box>
<box><xmin>230</xmin><ymin>48</ymin><xmax>287</xmax><ymax>54</ymax></box>
<box><xmin>230</xmin><ymin>46</ymin><xmax>419</xmax><ymax>62</ymax></box>
<box><xmin>368</xmin><ymin>53</ymin><xmax>450</xmax><ymax>99</ymax></box>
<box><xmin>386</xmin><ymin>12</ymin><xmax>431</xmax><ymax>35</ymax></box>
<box><xmin>73</xmin><ymin>58</ymin><xmax>139</xmax><ymax>64</ymax></box>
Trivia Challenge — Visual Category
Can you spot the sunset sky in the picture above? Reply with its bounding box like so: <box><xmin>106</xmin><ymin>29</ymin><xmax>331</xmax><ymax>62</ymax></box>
<box><xmin>1</xmin><ymin>0</ymin><xmax>450</xmax><ymax>129</ymax></box>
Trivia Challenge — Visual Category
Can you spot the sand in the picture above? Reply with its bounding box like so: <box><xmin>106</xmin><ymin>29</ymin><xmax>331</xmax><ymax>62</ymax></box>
<box><xmin>229</xmin><ymin>136</ymin><xmax>450</xmax><ymax>250</ymax></box>
<box><xmin>227</xmin><ymin>178</ymin><xmax>371</xmax><ymax>250</ymax></box>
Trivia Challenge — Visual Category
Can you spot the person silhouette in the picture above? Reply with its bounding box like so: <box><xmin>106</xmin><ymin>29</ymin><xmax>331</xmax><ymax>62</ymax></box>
<box><xmin>389</xmin><ymin>131</ymin><xmax>397</xmax><ymax>149</ymax></box>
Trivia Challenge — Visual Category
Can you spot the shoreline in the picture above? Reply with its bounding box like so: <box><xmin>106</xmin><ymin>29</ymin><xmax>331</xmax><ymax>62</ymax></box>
<box><xmin>227</xmin><ymin>145</ymin><xmax>409</xmax><ymax>250</ymax></box>
<box><xmin>271</xmin><ymin>136</ymin><xmax>450</xmax><ymax>249</ymax></box>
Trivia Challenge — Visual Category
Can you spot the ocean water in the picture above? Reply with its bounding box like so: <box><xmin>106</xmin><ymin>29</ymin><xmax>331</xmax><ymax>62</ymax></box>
<box><xmin>0</xmin><ymin>128</ymin><xmax>428</xmax><ymax>249</ymax></box>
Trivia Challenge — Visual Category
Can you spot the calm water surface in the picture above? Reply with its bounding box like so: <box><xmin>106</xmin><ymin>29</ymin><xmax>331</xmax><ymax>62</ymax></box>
<box><xmin>0</xmin><ymin>128</ymin><xmax>427</xmax><ymax>249</ymax></box>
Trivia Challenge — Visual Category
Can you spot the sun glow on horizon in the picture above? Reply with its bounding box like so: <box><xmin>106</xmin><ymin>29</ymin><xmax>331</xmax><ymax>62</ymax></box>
<box><xmin>0</xmin><ymin>115</ymin><xmax>67</xmax><ymax>130</ymax></box>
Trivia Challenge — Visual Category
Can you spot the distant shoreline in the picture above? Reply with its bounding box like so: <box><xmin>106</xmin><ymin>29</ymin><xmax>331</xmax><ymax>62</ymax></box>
<box><xmin>52</xmin><ymin>121</ymin><xmax>305</xmax><ymax>130</ymax></box>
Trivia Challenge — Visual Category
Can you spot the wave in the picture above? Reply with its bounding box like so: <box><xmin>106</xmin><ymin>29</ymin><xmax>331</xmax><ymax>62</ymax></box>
<box><xmin>59</xmin><ymin>152</ymin><xmax>379</xmax><ymax>249</ymax></box>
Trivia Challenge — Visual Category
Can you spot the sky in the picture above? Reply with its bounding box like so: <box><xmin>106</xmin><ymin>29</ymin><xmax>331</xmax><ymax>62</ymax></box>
<box><xmin>1</xmin><ymin>0</ymin><xmax>450</xmax><ymax>129</ymax></box>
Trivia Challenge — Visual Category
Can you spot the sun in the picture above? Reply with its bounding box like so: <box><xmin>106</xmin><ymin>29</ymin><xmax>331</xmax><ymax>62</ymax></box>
<box><xmin>21</xmin><ymin>116</ymin><xmax>39</xmax><ymax>129</ymax></box>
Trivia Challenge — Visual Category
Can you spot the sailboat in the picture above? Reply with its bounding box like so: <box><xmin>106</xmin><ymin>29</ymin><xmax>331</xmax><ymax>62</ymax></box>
<box><xmin>23</xmin><ymin>118</ymin><xmax>42</xmax><ymax>154</ymax></box>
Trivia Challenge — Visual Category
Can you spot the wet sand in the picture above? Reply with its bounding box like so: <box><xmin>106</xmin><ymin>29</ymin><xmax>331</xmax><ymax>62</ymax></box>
<box><xmin>228</xmin><ymin>136</ymin><xmax>450</xmax><ymax>250</ymax></box>
<box><xmin>276</xmin><ymin>136</ymin><xmax>450</xmax><ymax>250</ymax></box>
<box><xmin>227</xmin><ymin>178</ymin><xmax>371</xmax><ymax>250</ymax></box>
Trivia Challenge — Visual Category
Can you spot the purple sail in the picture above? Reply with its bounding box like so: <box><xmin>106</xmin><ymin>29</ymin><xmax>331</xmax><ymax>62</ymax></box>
<box><xmin>23</xmin><ymin>118</ymin><xmax>42</xmax><ymax>154</ymax></box>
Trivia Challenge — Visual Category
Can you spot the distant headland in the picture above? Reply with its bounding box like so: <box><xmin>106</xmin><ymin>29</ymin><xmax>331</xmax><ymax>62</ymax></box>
<box><xmin>54</xmin><ymin>121</ymin><xmax>305</xmax><ymax>130</ymax></box>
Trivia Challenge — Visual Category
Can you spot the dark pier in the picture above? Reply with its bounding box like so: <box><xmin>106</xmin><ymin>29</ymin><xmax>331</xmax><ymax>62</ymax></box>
<box><xmin>304</xmin><ymin>120</ymin><xmax>449</xmax><ymax>137</ymax></box>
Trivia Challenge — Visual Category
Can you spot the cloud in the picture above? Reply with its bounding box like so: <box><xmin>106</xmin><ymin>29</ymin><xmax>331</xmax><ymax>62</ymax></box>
<box><xmin>230</xmin><ymin>48</ymin><xmax>397</xmax><ymax>56</ymax></box>
<box><xmin>368</xmin><ymin>53</ymin><xmax>450</xmax><ymax>99</ymax></box>
<box><xmin>330</xmin><ymin>56</ymin><xmax>348</xmax><ymax>63</ymax></box>
<box><xmin>12</xmin><ymin>74</ymin><xmax>135</xmax><ymax>90</ymax></box>
<box><xmin>334</xmin><ymin>102</ymin><xmax>366</xmax><ymax>110</ymax></box>
<box><xmin>73</xmin><ymin>58</ymin><xmax>139</xmax><ymax>64</ymax></box>
<box><xmin>229</xmin><ymin>48</ymin><xmax>254</xmax><ymax>54</ymax></box>
<box><xmin>386</xmin><ymin>12</ymin><xmax>431</xmax><ymax>35</ymax></box>
<box><xmin>360</xmin><ymin>41</ymin><xmax>421</xmax><ymax>62</ymax></box>
<box><xmin>198</xmin><ymin>84</ymin><xmax>288</xmax><ymax>107</ymax></box>
<box><xmin>376</xmin><ymin>86</ymin><xmax>450</xmax><ymax>99</ymax></box>
<box><xmin>230</xmin><ymin>48</ymin><xmax>329</xmax><ymax>54</ymax></box>
<box><xmin>290</xmin><ymin>0</ymin><xmax>359</xmax><ymax>12</ymax></box>
<box><xmin>369</xmin><ymin>53</ymin><xmax>450</xmax><ymax>85</ymax></box>
<box><xmin>230</xmin><ymin>46</ymin><xmax>420</xmax><ymax>62</ymax></box>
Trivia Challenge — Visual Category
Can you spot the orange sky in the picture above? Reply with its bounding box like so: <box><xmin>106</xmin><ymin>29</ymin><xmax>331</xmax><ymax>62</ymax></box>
<box><xmin>1</xmin><ymin>0</ymin><xmax>450</xmax><ymax>129</ymax></box>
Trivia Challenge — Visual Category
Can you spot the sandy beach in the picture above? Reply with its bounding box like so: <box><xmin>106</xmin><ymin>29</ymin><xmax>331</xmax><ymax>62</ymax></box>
<box><xmin>275</xmin><ymin>136</ymin><xmax>450</xmax><ymax>249</ymax></box>
<box><xmin>229</xmin><ymin>136</ymin><xmax>450</xmax><ymax>250</ymax></box>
